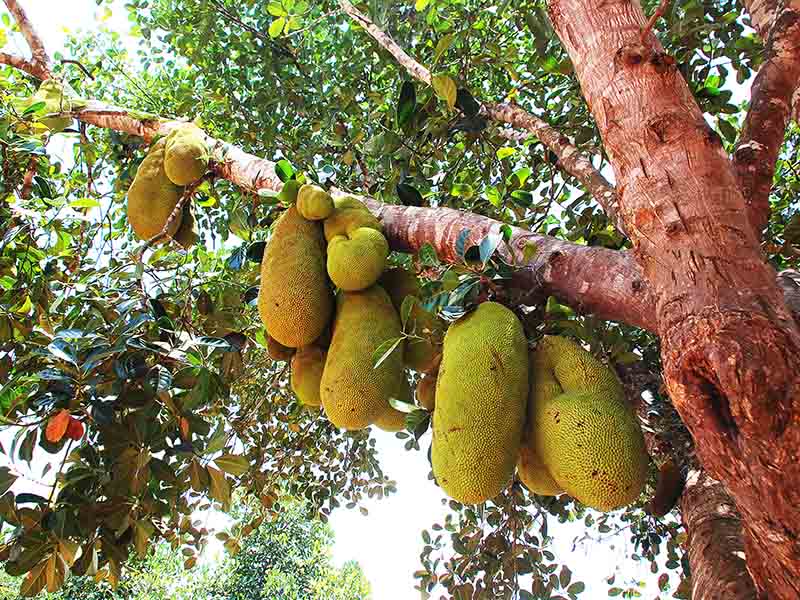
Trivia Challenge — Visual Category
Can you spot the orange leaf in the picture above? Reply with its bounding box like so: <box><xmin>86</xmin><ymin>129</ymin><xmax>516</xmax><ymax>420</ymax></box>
<box><xmin>179</xmin><ymin>417</ymin><xmax>190</xmax><ymax>439</ymax></box>
<box><xmin>45</xmin><ymin>410</ymin><xmax>70</xmax><ymax>443</ymax></box>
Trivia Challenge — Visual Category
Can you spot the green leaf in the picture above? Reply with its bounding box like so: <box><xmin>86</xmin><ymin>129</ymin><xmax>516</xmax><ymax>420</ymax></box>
<box><xmin>0</xmin><ymin>467</ymin><xmax>17</xmax><ymax>496</ymax></box>
<box><xmin>396</xmin><ymin>81</ymin><xmax>417</xmax><ymax>129</ymax></box>
<box><xmin>268</xmin><ymin>17</ymin><xmax>286</xmax><ymax>38</ymax></box>
<box><xmin>400</xmin><ymin>296</ymin><xmax>416</xmax><ymax>329</ymax></box>
<box><xmin>415</xmin><ymin>0</ymin><xmax>432</xmax><ymax>11</ymax></box>
<box><xmin>522</xmin><ymin>241</ymin><xmax>539</xmax><ymax>263</ymax></box>
<box><xmin>69</xmin><ymin>198</ymin><xmax>101</xmax><ymax>209</ymax></box>
<box><xmin>433</xmin><ymin>34</ymin><xmax>453</xmax><ymax>65</ymax></box>
<box><xmin>372</xmin><ymin>337</ymin><xmax>404</xmax><ymax>369</ymax></box>
<box><xmin>267</xmin><ymin>1</ymin><xmax>287</xmax><ymax>16</ymax></box>
<box><xmin>215</xmin><ymin>453</ymin><xmax>250</xmax><ymax>477</ymax></box>
<box><xmin>450</xmin><ymin>183</ymin><xmax>474</xmax><ymax>199</ymax></box>
<box><xmin>432</xmin><ymin>74</ymin><xmax>457</xmax><ymax>110</ymax></box>
<box><xmin>496</xmin><ymin>147</ymin><xmax>516</xmax><ymax>160</ymax></box>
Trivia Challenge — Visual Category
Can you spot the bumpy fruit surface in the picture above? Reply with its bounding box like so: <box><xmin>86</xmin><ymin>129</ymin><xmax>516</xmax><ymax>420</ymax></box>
<box><xmin>291</xmin><ymin>346</ymin><xmax>326</xmax><ymax>406</ymax></box>
<box><xmin>327</xmin><ymin>227</ymin><xmax>389</xmax><ymax>291</ymax></box>
<box><xmin>517</xmin><ymin>443</ymin><xmax>562</xmax><ymax>496</ymax></box>
<box><xmin>257</xmin><ymin>207</ymin><xmax>333</xmax><ymax>348</ymax></box>
<box><xmin>323</xmin><ymin>196</ymin><xmax>381</xmax><ymax>241</ymax></box>
<box><xmin>164</xmin><ymin>124</ymin><xmax>209</xmax><ymax>185</ymax></box>
<box><xmin>267</xmin><ymin>335</ymin><xmax>295</xmax><ymax>362</ymax></box>
<box><xmin>297</xmin><ymin>184</ymin><xmax>334</xmax><ymax>220</ymax></box>
<box><xmin>529</xmin><ymin>336</ymin><xmax>648</xmax><ymax>511</ymax></box>
<box><xmin>433</xmin><ymin>302</ymin><xmax>529</xmax><ymax>504</ymax></box>
<box><xmin>320</xmin><ymin>286</ymin><xmax>406</xmax><ymax>430</ymax></box>
<box><xmin>127</xmin><ymin>138</ymin><xmax>183</xmax><ymax>241</ymax></box>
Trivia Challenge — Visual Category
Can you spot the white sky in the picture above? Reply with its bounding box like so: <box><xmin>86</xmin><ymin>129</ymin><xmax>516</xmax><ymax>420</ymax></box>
<box><xmin>1</xmin><ymin>1</ymin><xmax>672</xmax><ymax>597</ymax></box>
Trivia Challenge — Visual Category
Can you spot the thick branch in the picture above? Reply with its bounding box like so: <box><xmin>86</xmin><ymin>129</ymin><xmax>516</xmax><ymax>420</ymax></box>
<box><xmin>2</xmin><ymin>0</ymin><xmax>50</xmax><ymax>77</ymax></box>
<box><xmin>743</xmin><ymin>0</ymin><xmax>779</xmax><ymax>38</ymax></box>
<box><xmin>734</xmin><ymin>2</ymin><xmax>800</xmax><ymax>235</ymax></box>
<box><xmin>337</xmin><ymin>0</ymin><xmax>623</xmax><ymax>232</ymax></box>
<box><xmin>680</xmin><ymin>469</ymin><xmax>759</xmax><ymax>600</ymax></box>
<box><xmin>0</xmin><ymin>50</ymin><xmax>47</xmax><ymax>78</ymax></box>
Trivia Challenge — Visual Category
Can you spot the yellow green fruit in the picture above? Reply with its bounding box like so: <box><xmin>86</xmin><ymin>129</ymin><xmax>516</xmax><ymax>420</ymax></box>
<box><xmin>379</xmin><ymin>267</ymin><xmax>421</xmax><ymax>311</ymax></box>
<box><xmin>257</xmin><ymin>207</ymin><xmax>333</xmax><ymax>348</ymax></box>
<box><xmin>297</xmin><ymin>184</ymin><xmax>334</xmax><ymax>220</ymax></box>
<box><xmin>530</xmin><ymin>336</ymin><xmax>648</xmax><ymax>511</ymax></box>
<box><xmin>127</xmin><ymin>138</ymin><xmax>183</xmax><ymax>241</ymax></box>
<box><xmin>21</xmin><ymin>79</ymin><xmax>74</xmax><ymax>132</ymax></box>
<box><xmin>327</xmin><ymin>227</ymin><xmax>389</xmax><ymax>291</ymax></box>
<box><xmin>432</xmin><ymin>302</ymin><xmax>529</xmax><ymax>504</ymax></box>
<box><xmin>374</xmin><ymin>407</ymin><xmax>407</xmax><ymax>432</ymax></box>
<box><xmin>320</xmin><ymin>286</ymin><xmax>406</xmax><ymax>430</ymax></box>
<box><xmin>267</xmin><ymin>335</ymin><xmax>295</xmax><ymax>362</ymax></box>
<box><xmin>517</xmin><ymin>443</ymin><xmax>562</xmax><ymax>496</ymax></box>
<box><xmin>291</xmin><ymin>346</ymin><xmax>326</xmax><ymax>406</ymax></box>
<box><xmin>163</xmin><ymin>125</ymin><xmax>209</xmax><ymax>185</ymax></box>
<box><xmin>323</xmin><ymin>196</ymin><xmax>381</xmax><ymax>242</ymax></box>
<box><xmin>173</xmin><ymin>205</ymin><xmax>197</xmax><ymax>249</ymax></box>
<box><xmin>416</xmin><ymin>372</ymin><xmax>436</xmax><ymax>411</ymax></box>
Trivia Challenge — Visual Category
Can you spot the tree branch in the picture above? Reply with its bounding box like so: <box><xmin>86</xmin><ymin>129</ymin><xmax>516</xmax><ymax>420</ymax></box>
<box><xmin>337</xmin><ymin>0</ymin><xmax>624</xmax><ymax>233</ymax></box>
<box><xmin>2</xmin><ymin>0</ymin><xmax>50</xmax><ymax>78</ymax></box>
<box><xmin>733</xmin><ymin>1</ymin><xmax>800</xmax><ymax>235</ymax></box>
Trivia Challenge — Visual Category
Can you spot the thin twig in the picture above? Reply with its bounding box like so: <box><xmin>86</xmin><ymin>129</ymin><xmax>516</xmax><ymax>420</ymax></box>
<box><xmin>640</xmin><ymin>0</ymin><xmax>672</xmax><ymax>43</ymax></box>
<box><xmin>60</xmin><ymin>58</ymin><xmax>95</xmax><ymax>80</ymax></box>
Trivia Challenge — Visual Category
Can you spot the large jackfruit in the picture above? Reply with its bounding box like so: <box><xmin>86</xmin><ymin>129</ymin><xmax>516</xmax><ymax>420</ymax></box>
<box><xmin>164</xmin><ymin>125</ymin><xmax>210</xmax><ymax>185</ymax></box>
<box><xmin>529</xmin><ymin>336</ymin><xmax>648</xmax><ymax>511</ymax></box>
<box><xmin>432</xmin><ymin>302</ymin><xmax>529</xmax><ymax>504</ymax></box>
<box><xmin>374</xmin><ymin>376</ymin><xmax>413</xmax><ymax>432</ymax></box>
<box><xmin>267</xmin><ymin>335</ymin><xmax>295</xmax><ymax>362</ymax></box>
<box><xmin>127</xmin><ymin>138</ymin><xmax>183</xmax><ymax>241</ymax></box>
<box><xmin>297</xmin><ymin>185</ymin><xmax>334</xmax><ymax>220</ymax></box>
<box><xmin>323</xmin><ymin>196</ymin><xmax>387</xmax><ymax>291</ymax></box>
<box><xmin>291</xmin><ymin>346</ymin><xmax>326</xmax><ymax>406</ymax></box>
<box><xmin>320</xmin><ymin>286</ymin><xmax>406</xmax><ymax>430</ymax></box>
<box><xmin>517</xmin><ymin>443</ymin><xmax>562</xmax><ymax>496</ymax></box>
<box><xmin>257</xmin><ymin>207</ymin><xmax>333</xmax><ymax>348</ymax></box>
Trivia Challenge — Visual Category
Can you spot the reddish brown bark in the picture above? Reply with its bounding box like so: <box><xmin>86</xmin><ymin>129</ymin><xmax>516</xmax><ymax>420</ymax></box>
<box><xmin>1</xmin><ymin>0</ymin><xmax>51</xmax><ymax>79</ymax></box>
<box><xmin>680</xmin><ymin>469</ymin><xmax>759</xmax><ymax>600</ymax></box>
<box><xmin>547</xmin><ymin>0</ymin><xmax>800</xmax><ymax>596</ymax></box>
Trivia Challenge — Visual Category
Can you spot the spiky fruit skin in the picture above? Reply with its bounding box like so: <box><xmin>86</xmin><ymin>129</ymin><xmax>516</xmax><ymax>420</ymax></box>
<box><xmin>258</xmin><ymin>207</ymin><xmax>333</xmax><ymax>348</ymax></box>
<box><xmin>374</xmin><ymin>407</ymin><xmax>407</xmax><ymax>432</ymax></box>
<box><xmin>164</xmin><ymin>125</ymin><xmax>209</xmax><ymax>185</ymax></box>
<box><xmin>379</xmin><ymin>268</ymin><xmax>421</xmax><ymax>311</ymax></box>
<box><xmin>433</xmin><ymin>302</ymin><xmax>529</xmax><ymax>504</ymax></box>
<box><xmin>416</xmin><ymin>372</ymin><xmax>436</xmax><ymax>411</ymax></box>
<box><xmin>327</xmin><ymin>227</ymin><xmax>389</xmax><ymax>291</ymax></box>
<box><xmin>127</xmin><ymin>138</ymin><xmax>183</xmax><ymax>241</ymax></box>
<box><xmin>517</xmin><ymin>443</ymin><xmax>562</xmax><ymax>496</ymax></box>
<box><xmin>320</xmin><ymin>286</ymin><xmax>406</xmax><ymax>430</ymax></box>
<box><xmin>291</xmin><ymin>346</ymin><xmax>326</xmax><ymax>406</ymax></box>
<box><xmin>267</xmin><ymin>335</ymin><xmax>295</xmax><ymax>362</ymax></box>
<box><xmin>323</xmin><ymin>196</ymin><xmax>382</xmax><ymax>242</ymax></box>
<box><xmin>529</xmin><ymin>336</ymin><xmax>648</xmax><ymax>511</ymax></box>
<box><xmin>297</xmin><ymin>185</ymin><xmax>334</xmax><ymax>220</ymax></box>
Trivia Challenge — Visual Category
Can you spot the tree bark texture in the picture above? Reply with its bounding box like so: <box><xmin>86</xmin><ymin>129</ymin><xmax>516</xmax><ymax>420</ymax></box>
<box><xmin>680</xmin><ymin>469</ymin><xmax>759</xmax><ymax>600</ymax></box>
<box><xmin>548</xmin><ymin>0</ymin><xmax>800</xmax><ymax>595</ymax></box>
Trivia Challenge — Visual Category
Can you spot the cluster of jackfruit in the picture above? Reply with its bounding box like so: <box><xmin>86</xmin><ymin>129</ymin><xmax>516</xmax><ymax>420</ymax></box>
<box><xmin>126</xmin><ymin>124</ymin><xmax>209</xmax><ymax>247</ymax></box>
<box><xmin>257</xmin><ymin>184</ymin><xmax>443</xmax><ymax>434</ymax></box>
<box><xmin>517</xmin><ymin>336</ymin><xmax>649</xmax><ymax>511</ymax></box>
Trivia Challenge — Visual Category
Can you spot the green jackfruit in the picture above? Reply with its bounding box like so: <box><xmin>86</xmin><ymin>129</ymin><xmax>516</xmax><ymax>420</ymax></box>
<box><xmin>258</xmin><ymin>207</ymin><xmax>333</xmax><ymax>348</ymax></box>
<box><xmin>529</xmin><ymin>336</ymin><xmax>648</xmax><ymax>511</ymax></box>
<box><xmin>327</xmin><ymin>227</ymin><xmax>389</xmax><ymax>291</ymax></box>
<box><xmin>517</xmin><ymin>443</ymin><xmax>562</xmax><ymax>496</ymax></box>
<box><xmin>127</xmin><ymin>138</ymin><xmax>183</xmax><ymax>241</ymax></box>
<box><xmin>267</xmin><ymin>335</ymin><xmax>295</xmax><ymax>362</ymax></box>
<box><xmin>379</xmin><ymin>267</ymin><xmax>421</xmax><ymax>311</ymax></box>
<box><xmin>297</xmin><ymin>185</ymin><xmax>334</xmax><ymax>220</ymax></box>
<box><xmin>433</xmin><ymin>302</ymin><xmax>529</xmax><ymax>504</ymax></box>
<box><xmin>19</xmin><ymin>79</ymin><xmax>74</xmax><ymax>132</ymax></box>
<box><xmin>173</xmin><ymin>204</ymin><xmax>197</xmax><ymax>249</ymax></box>
<box><xmin>164</xmin><ymin>125</ymin><xmax>209</xmax><ymax>185</ymax></box>
<box><xmin>323</xmin><ymin>196</ymin><xmax>381</xmax><ymax>242</ymax></box>
<box><xmin>320</xmin><ymin>285</ymin><xmax>406</xmax><ymax>430</ymax></box>
<box><xmin>374</xmin><ymin>407</ymin><xmax>407</xmax><ymax>432</ymax></box>
<box><xmin>416</xmin><ymin>372</ymin><xmax>436</xmax><ymax>411</ymax></box>
<box><xmin>291</xmin><ymin>346</ymin><xmax>326</xmax><ymax>406</ymax></box>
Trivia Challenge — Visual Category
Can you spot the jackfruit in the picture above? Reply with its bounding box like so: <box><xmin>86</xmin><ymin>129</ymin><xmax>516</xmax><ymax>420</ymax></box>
<box><xmin>530</xmin><ymin>336</ymin><xmax>648</xmax><ymax>511</ymax></box>
<box><xmin>267</xmin><ymin>335</ymin><xmax>295</xmax><ymax>362</ymax></box>
<box><xmin>517</xmin><ymin>443</ymin><xmax>562</xmax><ymax>496</ymax></box>
<box><xmin>258</xmin><ymin>207</ymin><xmax>333</xmax><ymax>348</ymax></box>
<box><xmin>416</xmin><ymin>372</ymin><xmax>436</xmax><ymax>411</ymax></box>
<box><xmin>291</xmin><ymin>346</ymin><xmax>326</xmax><ymax>406</ymax></box>
<box><xmin>297</xmin><ymin>185</ymin><xmax>334</xmax><ymax>220</ymax></box>
<box><xmin>320</xmin><ymin>285</ymin><xmax>406</xmax><ymax>430</ymax></box>
<box><xmin>327</xmin><ymin>227</ymin><xmax>389</xmax><ymax>291</ymax></box>
<box><xmin>379</xmin><ymin>267</ymin><xmax>421</xmax><ymax>311</ymax></box>
<box><xmin>19</xmin><ymin>79</ymin><xmax>74</xmax><ymax>132</ymax></box>
<box><xmin>374</xmin><ymin>407</ymin><xmax>407</xmax><ymax>432</ymax></box>
<box><xmin>432</xmin><ymin>302</ymin><xmax>529</xmax><ymax>504</ymax></box>
<box><xmin>173</xmin><ymin>204</ymin><xmax>197</xmax><ymax>249</ymax></box>
<box><xmin>127</xmin><ymin>138</ymin><xmax>183</xmax><ymax>241</ymax></box>
<box><xmin>323</xmin><ymin>196</ymin><xmax>382</xmax><ymax>242</ymax></box>
<box><xmin>164</xmin><ymin>124</ymin><xmax>209</xmax><ymax>185</ymax></box>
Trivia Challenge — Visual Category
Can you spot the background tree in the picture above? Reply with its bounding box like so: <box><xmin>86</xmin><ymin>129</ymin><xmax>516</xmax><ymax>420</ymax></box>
<box><xmin>0</xmin><ymin>0</ymin><xmax>799</xmax><ymax>598</ymax></box>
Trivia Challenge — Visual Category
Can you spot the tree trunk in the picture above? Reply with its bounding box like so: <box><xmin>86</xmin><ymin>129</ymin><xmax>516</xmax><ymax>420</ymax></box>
<box><xmin>680</xmin><ymin>469</ymin><xmax>759</xmax><ymax>600</ymax></box>
<box><xmin>547</xmin><ymin>0</ymin><xmax>800</xmax><ymax>595</ymax></box>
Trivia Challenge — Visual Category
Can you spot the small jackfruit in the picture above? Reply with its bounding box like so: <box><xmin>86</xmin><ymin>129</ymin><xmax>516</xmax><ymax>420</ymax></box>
<box><xmin>327</xmin><ymin>227</ymin><xmax>389</xmax><ymax>291</ymax></box>
<box><xmin>267</xmin><ymin>335</ymin><xmax>295</xmax><ymax>362</ymax></box>
<box><xmin>432</xmin><ymin>302</ymin><xmax>529</xmax><ymax>504</ymax></box>
<box><xmin>164</xmin><ymin>125</ymin><xmax>209</xmax><ymax>185</ymax></box>
<box><xmin>530</xmin><ymin>336</ymin><xmax>648</xmax><ymax>511</ymax></box>
<box><xmin>173</xmin><ymin>204</ymin><xmax>198</xmax><ymax>249</ymax></box>
<box><xmin>379</xmin><ymin>267</ymin><xmax>421</xmax><ymax>311</ymax></box>
<box><xmin>323</xmin><ymin>196</ymin><xmax>382</xmax><ymax>242</ymax></box>
<box><xmin>19</xmin><ymin>79</ymin><xmax>75</xmax><ymax>132</ymax></box>
<box><xmin>297</xmin><ymin>185</ymin><xmax>334</xmax><ymax>220</ymax></box>
<box><xmin>127</xmin><ymin>138</ymin><xmax>183</xmax><ymax>241</ymax></box>
<box><xmin>517</xmin><ymin>443</ymin><xmax>562</xmax><ymax>496</ymax></box>
<box><xmin>416</xmin><ymin>372</ymin><xmax>436</xmax><ymax>411</ymax></box>
<box><xmin>258</xmin><ymin>207</ymin><xmax>333</xmax><ymax>348</ymax></box>
<box><xmin>291</xmin><ymin>346</ymin><xmax>326</xmax><ymax>406</ymax></box>
<box><xmin>320</xmin><ymin>285</ymin><xmax>406</xmax><ymax>430</ymax></box>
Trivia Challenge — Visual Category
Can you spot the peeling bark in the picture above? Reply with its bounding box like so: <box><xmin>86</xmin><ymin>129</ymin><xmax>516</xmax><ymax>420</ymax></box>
<box><xmin>680</xmin><ymin>469</ymin><xmax>759</xmax><ymax>600</ymax></box>
<box><xmin>548</xmin><ymin>0</ymin><xmax>800</xmax><ymax>594</ymax></box>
